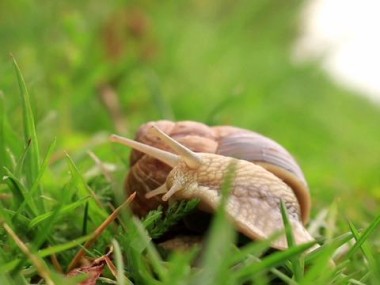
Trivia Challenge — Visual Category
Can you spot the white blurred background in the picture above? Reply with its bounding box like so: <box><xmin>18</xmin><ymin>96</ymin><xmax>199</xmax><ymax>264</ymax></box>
<box><xmin>294</xmin><ymin>0</ymin><xmax>380</xmax><ymax>103</ymax></box>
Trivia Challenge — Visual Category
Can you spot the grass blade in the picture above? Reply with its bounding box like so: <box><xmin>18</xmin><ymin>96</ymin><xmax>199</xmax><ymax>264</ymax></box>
<box><xmin>118</xmin><ymin>207</ymin><xmax>165</xmax><ymax>284</ymax></box>
<box><xmin>28</xmin><ymin>195</ymin><xmax>90</xmax><ymax>228</ymax></box>
<box><xmin>13</xmin><ymin>138</ymin><xmax>57</xmax><ymax>221</ymax></box>
<box><xmin>65</xmin><ymin>154</ymin><xmax>108</xmax><ymax>223</ymax></box>
<box><xmin>236</xmin><ymin>241</ymin><xmax>316</xmax><ymax>283</ymax></box>
<box><xmin>0</xmin><ymin>208</ymin><xmax>31</xmax><ymax>226</ymax></box>
<box><xmin>38</xmin><ymin>234</ymin><xmax>93</xmax><ymax>258</ymax></box>
<box><xmin>3</xmin><ymin>167</ymin><xmax>30</xmax><ymax>212</ymax></box>
<box><xmin>348</xmin><ymin>219</ymin><xmax>380</xmax><ymax>282</ymax></box>
<box><xmin>348</xmin><ymin>221</ymin><xmax>375</xmax><ymax>265</ymax></box>
<box><xmin>300</xmin><ymin>244</ymin><xmax>336</xmax><ymax>284</ymax></box>
<box><xmin>190</xmin><ymin>162</ymin><xmax>237</xmax><ymax>285</ymax></box>
<box><xmin>305</xmin><ymin>232</ymin><xmax>353</xmax><ymax>264</ymax></box>
<box><xmin>280</xmin><ymin>200</ymin><xmax>303</xmax><ymax>281</ymax></box>
<box><xmin>0</xmin><ymin>234</ymin><xmax>92</xmax><ymax>274</ymax></box>
<box><xmin>134</xmin><ymin>216</ymin><xmax>166</xmax><ymax>281</ymax></box>
<box><xmin>0</xmin><ymin>92</ymin><xmax>5</xmax><ymax>180</ymax></box>
<box><xmin>12</xmin><ymin>57</ymin><xmax>42</xmax><ymax>210</ymax></box>
<box><xmin>67</xmin><ymin>193</ymin><xmax>136</xmax><ymax>271</ymax></box>
<box><xmin>162</xmin><ymin>250</ymin><xmax>198</xmax><ymax>285</ymax></box>
<box><xmin>229</xmin><ymin>237</ymin><xmax>274</xmax><ymax>266</ymax></box>
<box><xmin>346</xmin><ymin>214</ymin><xmax>380</xmax><ymax>260</ymax></box>
<box><xmin>112</xmin><ymin>239</ymin><xmax>129</xmax><ymax>285</ymax></box>
<box><xmin>2</xmin><ymin>222</ymin><xmax>54</xmax><ymax>285</ymax></box>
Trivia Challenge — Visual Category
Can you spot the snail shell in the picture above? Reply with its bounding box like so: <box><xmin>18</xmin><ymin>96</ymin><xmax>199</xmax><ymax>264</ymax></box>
<box><xmin>111</xmin><ymin>120</ymin><xmax>314</xmax><ymax>249</ymax></box>
<box><xmin>126</xmin><ymin>120</ymin><xmax>310</xmax><ymax>223</ymax></box>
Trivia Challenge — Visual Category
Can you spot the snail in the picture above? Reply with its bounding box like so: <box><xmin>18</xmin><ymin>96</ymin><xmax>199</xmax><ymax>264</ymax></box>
<box><xmin>110</xmin><ymin>120</ymin><xmax>315</xmax><ymax>250</ymax></box>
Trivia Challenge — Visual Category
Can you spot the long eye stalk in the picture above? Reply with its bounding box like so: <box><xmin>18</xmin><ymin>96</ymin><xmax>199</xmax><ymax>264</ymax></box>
<box><xmin>150</xmin><ymin>125</ymin><xmax>202</xmax><ymax>169</ymax></box>
<box><xmin>110</xmin><ymin>134</ymin><xmax>180</xmax><ymax>168</ymax></box>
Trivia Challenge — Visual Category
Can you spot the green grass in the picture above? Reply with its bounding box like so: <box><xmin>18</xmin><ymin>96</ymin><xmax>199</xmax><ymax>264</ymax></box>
<box><xmin>1</xmin><ymin>0</ymin><xmax>380</xmax><ymax>284</ymax></box>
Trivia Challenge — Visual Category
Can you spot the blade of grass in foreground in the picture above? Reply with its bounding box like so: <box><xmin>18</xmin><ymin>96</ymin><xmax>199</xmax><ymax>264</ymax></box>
<box><xmin>229</xmin><ymin>237</ymin><xmax>274</xmax><ymax>268</ymax></box>
<box><xmin>305</xmin><ymin>231</ymin><xmax>353</xmax><ymax>264</ymax></box>
<box><xmin>236</xmin><ymin>241</ymin><xmax>316</xmax><ymax>283</ymax></box>
<box><xmin>0</xmin><ymin>234</ymin><xmax>92</xmax><ymax>274</ymax></box>
<box><xmin>67</xmin><ymin>193</ymin><xmax>136</xmax><ymax>272</ymax></box>
<box><xmin>348</xmin><ymin>219</ymin><xmax>380</xmax><ymax>283</ymax></box>
<box><xmin>3</xmin><ymin>167</ymin><xmax>32</xmax><ymax>214</ymax></box>
<box><xmin>65</xmin><ymin>154</ymin><xmax>108</xmax><ymax>224</ymax></box>
<box><xmin>112</xmin><ymin>239</ymin><xmax>132</xmax><ymax>285</ymax></box>
<box><xmin>13</xmin><ymin>138</ymin><xmax>57</xmax><ymax>223</ymax></box>
<box><xmin>300</xmin><ymin>243</ymin><xmax>337</xmax><ymax>284</ymax></box>
<box><xmin>28</xmin><ymin>196</ymin><xmax>91</xmax><ymax>228</ymax></box>
<box><xmin>12</xmin><ymin>56</ymin><xmax>43</xmax><ymax>210</ymax></box>
<box><xmin>0</xmin><ymin>207</ymin><xmax>31</xmax><ymax>227</ymax></box>
<box><xmin>162</xmin><ymin>249</ymin><xmax>199</xmax><ymax>285</ymax></box>
<box><xmin>348</xmin><ymin>222</ymin><xmax>376</xmax><ymax>265</ymax></box>
<box><xmin>119</xmin><ymin>213</ymin><xmax>165</xmax><ymax>285</ymax></box>
<box><xmin>3</xmin><ymin>222</ymin><xmax>55</xmax><ymax>285</ymax></box>
<box><xmin>280</xmin><ymin>200</ymin><xmax>304</xmax><ymax>281</ymax></box>
<box><xmin>0</xmin><ymin>273</ymin><xmax>27</xmax><ymax>285</ymax></box>
<box><xmin>0</xmin><ymin>92</ymin><xmax>5</xmax><ymax>179</ymax></box>
<box><xmin>346</xmin><ymin>214</ymin><xmax>380</xmax><ymax>260</ymax></box>
<box><xmin>190</xmin><ymin>162</ymin><xmax>237</xmax><ymax>285</ymax></box>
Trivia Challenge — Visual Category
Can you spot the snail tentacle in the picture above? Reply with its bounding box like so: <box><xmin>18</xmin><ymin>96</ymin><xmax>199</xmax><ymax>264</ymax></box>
<box><xmin>145</xmin><ymin>184</ymin><xmax>167</xmax><ymax>199</ymax></box>
<box><xmin>150</xmin><ymin>125</ymin><xmax>202</xmax><ymax>169</ymax></box>
<box><xmin>110</xmin><ymin>134</ymin><xmax>180</xmax><ymax>167</ymax></box>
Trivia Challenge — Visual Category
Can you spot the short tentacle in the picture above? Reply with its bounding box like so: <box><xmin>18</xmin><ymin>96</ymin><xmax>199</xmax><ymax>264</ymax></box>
<box><xmin>145</xmin><ymin>184</ymin><xmax>168</xmax><ymax>199</ymax></box>
<box><xmin>162</xmin><ymin>183</ymin><xmax>183</xmax><ymax>201</ymax></box>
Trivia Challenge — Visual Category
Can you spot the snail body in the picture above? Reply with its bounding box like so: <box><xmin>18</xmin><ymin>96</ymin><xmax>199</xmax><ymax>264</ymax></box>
<box><xmin>110</xmin><ymin>121</ymin><xmax>315</xmax><ymax>250</ymax></box>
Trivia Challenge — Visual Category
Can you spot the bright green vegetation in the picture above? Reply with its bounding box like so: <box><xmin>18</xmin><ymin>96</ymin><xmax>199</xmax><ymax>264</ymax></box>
<box><xmin>1</xmin><ymin>0</ymin><xmax>380</xmax><ymax>284</ymax></box>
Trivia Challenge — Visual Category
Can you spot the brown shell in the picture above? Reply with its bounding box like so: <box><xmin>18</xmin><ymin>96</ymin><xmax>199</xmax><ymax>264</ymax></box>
<box><xmin>125</xmin><ymin>120</ymin><xmax>311</xmax><ymax>224</ymax></box>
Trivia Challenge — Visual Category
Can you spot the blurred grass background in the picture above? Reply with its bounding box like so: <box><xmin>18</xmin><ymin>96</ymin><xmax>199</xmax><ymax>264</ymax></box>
<box><xmin>1</xmin><ymin>0</ymin><xmax>379</xmax><ymax>232</ymax></box>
